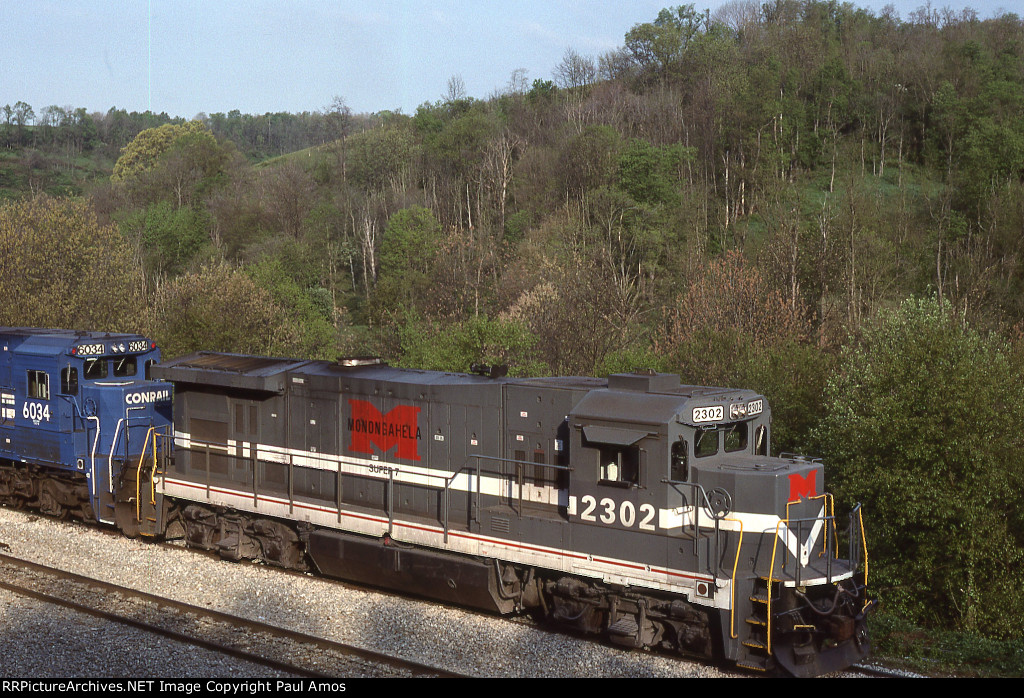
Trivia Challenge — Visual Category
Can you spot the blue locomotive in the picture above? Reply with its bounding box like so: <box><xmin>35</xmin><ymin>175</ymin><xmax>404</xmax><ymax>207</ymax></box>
<box><xmin>0</xmin><ymin>328</ymin><xmax>171</xmax><ymax>531</ymax></box>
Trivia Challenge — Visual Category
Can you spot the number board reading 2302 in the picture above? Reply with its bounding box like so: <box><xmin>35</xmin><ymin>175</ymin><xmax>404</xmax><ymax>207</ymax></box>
<box><xmin>691</xmin><ymin>405</ymin><xmax>724</xmax><ymax>423</ymax></box>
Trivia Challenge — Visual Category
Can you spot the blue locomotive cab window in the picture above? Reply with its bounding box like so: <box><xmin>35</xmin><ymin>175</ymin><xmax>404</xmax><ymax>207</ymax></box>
<box><xmin>724</xmin><ymin>422</ymin><xmax>748</xmax><ymax>453</ymax></box>
<box><xmin>27</xmin><ymin>370</ymin><xmax>49</xmax><ymax>400</ymax></box>
<box><xmin>114</xmin><ymin>356</ymin><xmax>137</xmax><ymax>377</ymax></box>
<box><xmin>61</xmin><ymin>367</ymin><xmax>79</xmax><ymax>395</ymax></box>
<box><xmin>84</xmin><ymin>359</ymin><xmax>108</xmax><ymax>380</ymax></box>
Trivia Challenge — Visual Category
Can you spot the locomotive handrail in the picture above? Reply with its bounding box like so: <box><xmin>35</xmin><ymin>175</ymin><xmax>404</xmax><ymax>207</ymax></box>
<box><xmin>853</xmin><ymin>502</ymin><xmax>869</xmax><ymax>595</ymax></box>
<box><xmin>108</xmin><ymin>418</ymin><xmax>125</xmax><ymax>494</ymax></box>
<box><xmin>785</xmin><ymin>493</ymin><xmax>836</xmax><ymax>563</ymax></box>
<box><xmin>764</xmin><ymin>504</ymin><xmax>868</xmax><ymax>655</ymax></box>
<box><xmin>163</xmin><ymin>439</ymin><xmax>574</xmax><ymax>545</ymax></box>
<box><xmin>662</xmin><ymin>477</ymin><xmax>725</xmax><ymax>567</ymax></box>
<box><xmin>165</xmin><ymin>436</ymin><xmax>474</xmax><ymax>542</ymax></box>
<box><xmin>462</xmin><ymin>454</ymin><xmax>572</xmax><ymax>521</ymax></box>
<box><xmin>723</xmin><ymin>514</ymin><xmax>745</xmax><ymax>641</ymax></box>
<box><xmin>134</xmin><ymin>426</ymin><xmax>167</xmax><ymax>523</ymax></box>
<box><xmin>87</xmin><ymin>415</ymin><xmax>101</xmax><ymax>501</ymax></box>
<box><xmin>108</xmin><ymin>409</ymin><xmax>141</xmax><ymax>495</ymax></box>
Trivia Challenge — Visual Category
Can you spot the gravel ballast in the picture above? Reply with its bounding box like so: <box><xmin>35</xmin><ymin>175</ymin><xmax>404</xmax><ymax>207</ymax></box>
<box><xmin>0</xmin><ymin>507</ymin><xmax>732</xmax><ymax>678</ymax></box>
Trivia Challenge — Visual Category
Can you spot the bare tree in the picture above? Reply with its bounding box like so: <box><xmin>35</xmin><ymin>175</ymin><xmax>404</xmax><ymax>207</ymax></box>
<box><xmin>261</xmin><ymin>162</ymin><xmax>317</xmax><ymax>239</ymax></box>
<box><xmin>597</xmin><ymin>48</ymin><xmax>636</xmax><ymax>82</ymax></box>
<box><xmin>324</xmin><ymin>95</ymin><xmax>353</xmax><ymax>183</ymax></box>
<box><xmin>553</xmin><ymin>48</ymin><xmax>597</xmax><ymax>90</ymax></box>
<box><xmin>506</xmin><ymin>68</ymin><xmax>530</xmax><ymax>96</ymax></box>
<box><xmin>444</xmin><ymin>74</ymin><xmax>467</xmax><ymax>103</ymax></box>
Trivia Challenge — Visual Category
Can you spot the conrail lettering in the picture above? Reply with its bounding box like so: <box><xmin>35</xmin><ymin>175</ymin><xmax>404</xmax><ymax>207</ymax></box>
<box><xmin>347</xmin><ymin>399</ymin><xmax>421</xmax><ymax>461</ymax></box>
<box><xmin>125</xmin><ymin>390</ymin><xmax>171</xmax><ymax>405</ymax></box>
<box><xmin>788</xmin><ymin>469</ymin><xmax>819</xmax><ymax>502</ymax></box>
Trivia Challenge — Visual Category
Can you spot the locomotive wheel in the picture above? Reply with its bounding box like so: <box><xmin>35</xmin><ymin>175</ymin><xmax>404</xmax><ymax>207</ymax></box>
<box><xmin>37</xmin><ymin>480</ymin><xmax>66</xmax><ymax>519</ymax></box>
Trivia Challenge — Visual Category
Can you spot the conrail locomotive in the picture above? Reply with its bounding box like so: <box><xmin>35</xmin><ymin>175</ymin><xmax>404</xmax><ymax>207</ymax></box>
<box><xmin>0</xmin><ymin>327</ymin><xmax>873</xmax><ymax>676</ymax></box>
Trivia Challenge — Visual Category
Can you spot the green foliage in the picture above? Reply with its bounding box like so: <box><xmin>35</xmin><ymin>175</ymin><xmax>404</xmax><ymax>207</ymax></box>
<box><xmin>111</xmin><ymin>121</ymin><xmax>207</xmax><ymax>183</ymax></box>
<box><xmin>147</xmin><ymin>261</ymin><xmax>303</xmax><ymax>359</ymax></box>
<box><xmin>378</xmin><ymin>206</ymin><xmax>441</xmax><ymax>278</ymax></box>
<box><xmin>111</xmin><ymin>120</ymin><xmax>236</xmax><ymax>210</ymax></box>
<box><xmin>595</xmin><ymin>346</ymin><xmax>668</xmax><ymax>377</ymax></box>
<box><xmin>624</xmin><ymin>4</ymin><xmax>708</xmax><ymax>81</ymax></box>
<box><xmin>870</xmin><ymin>611</ymin><xmax>1024</xmax><ymax>677</ymax></box>
<box><xmin>0</xmin><ymin>196</ymin><xmax>144</xmax><ymax>331</ymax></box>
<box><xmin>617</xmin><ymin>138</ymin><xmax>690</xmax><ymax>208</ymax></box>
<box><xmin>246</xmin><ymin>254</ymin><xmax>339</xmax><ymax>360</ymax></box>
<box><xmin>502</xmin><ymin>209</ymin><xmax>532</xmax><ymax>247</ymax></box>
<box><xmin>561</xmin><ymin>125</ymin><xmax>623</xmax><ymax>196</ymax></box>
<box><xmin>741</xmin><ymin>339</ymin><xmax>833</xmax><ymax>455</ymax></box>
<box><xmin>526</xmin><ymin>79</ymin><xmax>556</xmax><ymax>104</ymax></box>
<box><xmin>347</xmin><ymin>126</ymin><xmax>416</xmax><ymax>191</ymax></box>
<box><xmin>421</xmin><ymin>106</ymin><xmax>497</xmax><ymax>183</ymax></box>
<box><xmin>815</xmin><ymin>297</ymin><xmax>1024</xmax><ymax>638</ymax></box>
<box><xmin>121</xmin><ymin>200</ymin><xmax>211</xmax><ymax>277</ymax></box>
<box><xmin>394</xmin><ymin>313</ymin><xmax>544</xmax><ymax>376</ymax></box>
<box><xmin>373</xmin><ymin>206</ymin><xmax>442</xmax><ymax>318</ymax></box>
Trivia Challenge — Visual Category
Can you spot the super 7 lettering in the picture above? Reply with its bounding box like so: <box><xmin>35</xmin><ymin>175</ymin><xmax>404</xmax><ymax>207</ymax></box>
<box><xmin>347</xmin><ymin>399</ymin><xmax>422</xmax><ymax>461</ymax></box>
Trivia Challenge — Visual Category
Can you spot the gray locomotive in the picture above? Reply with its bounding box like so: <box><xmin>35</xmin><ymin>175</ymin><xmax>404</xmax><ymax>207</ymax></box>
<box><xmin>143</xmin><ymin>352</ymin><xmax>872</xmax><ymax>676</ymax></box>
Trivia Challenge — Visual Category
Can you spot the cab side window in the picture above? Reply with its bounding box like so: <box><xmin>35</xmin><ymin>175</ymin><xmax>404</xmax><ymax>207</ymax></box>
<box><xmin>61</xmin><ymin>367</ymin><xmax>79</xmax><ymax>395</ymax></box>
<box><xmin>598</xmin><ymin>444</ymin><xmax>639</xmax><ymax>487</ymax></box>
<box><xmin>671</xmin><ymin>440</ymin><xmax>688</xmax><ymax>481</ymax></box>
<box><xmin>27</xmin><ymin>370</ymin><xmax>50</xmax><ymax>399</ymax></box>
<box><xmin>695</xmin><ymin>428</ymin><xmax>718</xmax><ymax>458</ymax></box>
<box><xmin>754</xmin><ymin>425</ymin><xmax>768</xmax><ymax>456</ymax></box>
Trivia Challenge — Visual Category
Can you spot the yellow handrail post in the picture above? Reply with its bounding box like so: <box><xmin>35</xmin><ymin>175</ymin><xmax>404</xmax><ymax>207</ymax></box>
<box><xmin>725</xmin><ymin>516</ymin><xmax>744</xmax><ymax>640</ymax></box>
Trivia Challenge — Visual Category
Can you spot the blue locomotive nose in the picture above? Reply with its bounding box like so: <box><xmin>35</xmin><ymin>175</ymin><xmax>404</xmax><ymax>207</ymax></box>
<box><xmin>75</xmin><ymin>379</ymin><xmax>172</xmax><ymax>524</ymax></box>
<box><xmin>80</xmin><ymin>381</ymin><xmax>172</xmax><ymax>458</ymax></box>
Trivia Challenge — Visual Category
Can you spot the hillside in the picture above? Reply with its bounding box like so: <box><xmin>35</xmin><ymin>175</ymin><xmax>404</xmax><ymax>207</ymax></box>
<box><xmin>2</xmin><ymin>1</ymin><xmax>1024</xmax><ymax>646</ymax></box>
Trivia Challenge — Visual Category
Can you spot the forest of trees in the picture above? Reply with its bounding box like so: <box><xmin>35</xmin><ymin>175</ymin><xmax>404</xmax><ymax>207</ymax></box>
<box><xmin>3</xmin><ymin>1</ymin><xmax>1024</xmax><ymax>643</ymax></box>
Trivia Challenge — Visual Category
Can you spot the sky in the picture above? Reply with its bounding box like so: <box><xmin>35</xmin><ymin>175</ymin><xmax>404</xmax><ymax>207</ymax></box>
<box><xmin>1</xmin><ymin>0</ymin><xmax>1018</xmax><ymax>119</ymax></box>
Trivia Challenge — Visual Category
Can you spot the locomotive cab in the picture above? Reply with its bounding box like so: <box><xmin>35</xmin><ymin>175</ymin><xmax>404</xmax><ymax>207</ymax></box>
<box><xmin>0</xmin><ymin>329</ymin><xmax>171</xmax><ymax>528</ymax></box>
<box><xmin>670</xmin><ymin>392</ymin><xmax>871</xmax><ymax>676</ymax></box>
<box><xmin>560</xmin><ymin>371</ymin><xmax>870</xmax><ymax>675</ymax></box>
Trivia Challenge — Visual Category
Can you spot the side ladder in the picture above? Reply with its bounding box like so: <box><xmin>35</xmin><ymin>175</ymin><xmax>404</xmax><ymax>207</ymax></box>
<box><xmin>736</xmin><ymin>576</ymin><xmax>778</xmax><ymax>673</ymax></box>
<box><xmin>114</xmin><ymin>426</ymin><xmax>168</xmax><ymax>537</ymax></box>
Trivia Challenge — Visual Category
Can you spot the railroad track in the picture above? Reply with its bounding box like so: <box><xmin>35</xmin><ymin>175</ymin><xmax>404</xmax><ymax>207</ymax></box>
<box><xmin>1</xmin><ymin>508</ymin><xmax>889</xmax><ymax>678</ymax></box>
<box><xmin>0</xmin><ymin>553</ymin><xmax>466</xmax><ymax>679</ymax></box>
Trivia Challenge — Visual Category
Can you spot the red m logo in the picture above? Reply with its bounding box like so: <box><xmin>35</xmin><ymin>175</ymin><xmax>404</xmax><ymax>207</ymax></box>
<box><xmin>347</xmin><ymin>399</ymin><xmax>422</xmax><ymax>461</ymax></box>
<box><xmin>788</xmin><ymin>470</ymin><xmax>818</xmax><ymax>502</ymax></box>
